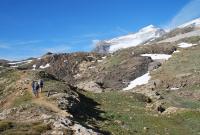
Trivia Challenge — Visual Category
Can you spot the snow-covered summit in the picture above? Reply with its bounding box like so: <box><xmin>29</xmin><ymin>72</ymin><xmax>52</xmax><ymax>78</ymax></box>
<box><xmin>178</xmin><ymin>18</ymin><xmax>200</xmax><ymax>28</ymax></box>
<box><xmin>95</xmin><ymin>25</ymin><xmax>166</xmax><ymax>53</ymax></box>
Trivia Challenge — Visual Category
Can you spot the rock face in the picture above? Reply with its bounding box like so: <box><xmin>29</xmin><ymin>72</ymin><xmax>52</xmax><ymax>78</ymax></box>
<box><xmin>76</xmin><ymin>81</ymin><xmax>103</xmax><ymax>93</ymax></box>
<box><xmin>148</xmin><ymin>61</ymin><xmax>161</xmax><ymax>71</ymax></box>
<box><xmin>95</xmin><ymin>56</ymin><xmax>152</xmax><ymax>90</ymax></box>
<box><xmin>0</xmin><ymin>59</ymin><xmax>9</xmax><ymax>67</ymax></box>
<box><xmin>92</xmin><ymin>41</ymin><xmax>110</xmax><ymax>54</ymax></box>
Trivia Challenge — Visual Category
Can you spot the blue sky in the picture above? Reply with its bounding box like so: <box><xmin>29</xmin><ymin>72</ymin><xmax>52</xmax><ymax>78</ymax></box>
<box><xmin>0</xmin><ymin>0</ymin><xmax>199</xmax><ymax>60</ymax></box>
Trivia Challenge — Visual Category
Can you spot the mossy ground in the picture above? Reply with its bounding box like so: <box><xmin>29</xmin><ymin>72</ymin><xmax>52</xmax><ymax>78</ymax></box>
<box><xmin>82</xmin><ymin>91</ymin><xmax>200</xmax><ymax>135</ymax></box>
<box><xmin>0</xmin><ymin>120</ymin><xmax>51</xmax><ymax>135</ymax></box>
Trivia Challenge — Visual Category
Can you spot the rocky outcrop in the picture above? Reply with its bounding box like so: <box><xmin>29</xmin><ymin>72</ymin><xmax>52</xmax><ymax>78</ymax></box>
<box><xmin>0</xmin><ymin>59</ymin><xmax>9</xmax><ymax>67</ymax></box>
<box><xmin>92</xmin><ymin>41</ymin><xmax>111</xmax><ymax>54</ymax></box>
<box><xmin>76</xmin><ymin>81</ymin><xmax>103</xmax><ymax>93</ymax></box>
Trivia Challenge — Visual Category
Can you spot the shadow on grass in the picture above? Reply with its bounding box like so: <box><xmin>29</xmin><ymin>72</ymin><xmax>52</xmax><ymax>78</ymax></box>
<box><xmin>68</xmin><ymin>91</ymin><xmax>111</xmax><ymax>135</ymax></box>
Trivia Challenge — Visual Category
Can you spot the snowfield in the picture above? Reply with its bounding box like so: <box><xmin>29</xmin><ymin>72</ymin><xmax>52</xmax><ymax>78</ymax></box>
<box><xmin>178</xmin><ymin>42</ymin><xmax>197</xmax><ymax>48</ymax></box>
<box><xmin>178</xmin><ymin>18</ymin><xmax>200</xmax><ymax>28</ymax></box>
<box><xmin>39</xmin><ymin>63</ymin><xmax>50</xmax><ymax>69</ymax></box>
<box><xmin>141</xmin><ymin>54</ymin><xmax>172</xmax><ymax>60</ymax></box>
<box><xmin>105</xmin><ymin>25</ymin><xmax>165</xmax><ymax>52</ymax></box>
<box><xmin>123</xmin><ymin>72</ymin><xmax>151</xmax><ymax>90</ymax></box>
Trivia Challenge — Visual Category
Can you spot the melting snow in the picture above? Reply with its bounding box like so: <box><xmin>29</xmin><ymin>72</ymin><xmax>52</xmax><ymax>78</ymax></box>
<box><xmin>102</xmin><ymin>56</ymin><xmax>107</xmax><ymax>59</ymax></box>
<box><xmin>32</xmin><ymin>64</ymin><xmax>36</xmax><ymax>70</ymax></box>
<box><xmin>10</xmin><ymin>65</ymin><xmax>19</xmax><ymax>68</ymax></box>
<box><xmin>9</xmin><ymin>60</ymin><xmax>32</xmax><ymax>65</ymax></box>
<box><xmin>174</xmin><ymin>50</ymin><xmax>180</xmax><ymax>53</ymax></box>
<box><xmin>178</xmin><ymin>42</ymin><xmax>197</xmax><ymax>48</ymax></box>
<box><xmin>141</xmin><ymin>54</ymin><xmax>172</xmax><ymax>60</ymax></box>
<box><xmin>88</xmin><ymin>66</ymin><xmax>96</xmax><ymax>69</ymax></box>
<box><xmin>170</xmin><ymin>87</ymin><xmax>180</xmax><ymax>91</ymax></box>
<box><xmin>39</xmin><ymin>63</ymin><xmax>50</xmax><ymax>69</ymax></box>
<box><xmin>97</xmin><ymin>60</ymin><xmax>103</xmax><ymax>62</ymax></box>
<box><xmin>123</xmin><ymin>72</ymin><xmax>151</xmax><ymax>91</ymax></box>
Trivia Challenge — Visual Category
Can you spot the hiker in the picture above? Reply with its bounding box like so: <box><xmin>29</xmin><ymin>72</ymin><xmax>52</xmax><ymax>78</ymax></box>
<box><xmin>31</xmin><ymin>81</ymin><xmax>36</xmax><ymax>96</ymax></box>
<box><xmin>35</xmin><ymin>81</ymin><xmax>40</xmax><ymax>98</ymax></box>
<box><xmin>38</xmin><ymin>79</ymin><xmax>44</xmax><ymax>92</ymax></box>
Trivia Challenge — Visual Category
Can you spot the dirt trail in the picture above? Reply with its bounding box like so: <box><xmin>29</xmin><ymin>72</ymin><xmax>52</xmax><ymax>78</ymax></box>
<box><xmin>18</xmin><ymin>71</ymin><xmax>70</xmax><ymax>117</ymax></box>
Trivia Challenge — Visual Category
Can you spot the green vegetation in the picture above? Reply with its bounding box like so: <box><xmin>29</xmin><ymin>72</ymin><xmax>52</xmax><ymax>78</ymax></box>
<box><xmin>81</xmin><ymin>91</ymin><xmax>200</xmax><ymax>135</ymax></box>
<box><xmin>0</xmin><ymin>120</ymin><xmax>51</xmax><ymax>135</ymax></box>
<box><xmin>12</xmin><ymin>90</ymin><xmax>32</xmax><ymax>107</ymax></box>
<box><xmin>179</xmin><ymin>36</ymin><xmax>200</xmax><ymax>43</ymax></box>
<box><xmin>0</xmin><ymin>69</ymin><xmax>20</xmax><ymax>103</ymax></box>
<box><xmin>152</xmin><ymin>45</ymin><xmax>200</xmax><ymax>82</ymax></box>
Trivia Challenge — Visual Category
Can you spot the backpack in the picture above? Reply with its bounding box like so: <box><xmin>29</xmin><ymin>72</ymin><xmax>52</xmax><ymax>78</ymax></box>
<box><xmin>39</xmin><ymin>79</ymin><xmax>44</xmax><ymax>86</ymax></box>
<box><xmin>35</xmin><ymin>82</ymin><xmax>39</xmax><ymax>90</ymax></box>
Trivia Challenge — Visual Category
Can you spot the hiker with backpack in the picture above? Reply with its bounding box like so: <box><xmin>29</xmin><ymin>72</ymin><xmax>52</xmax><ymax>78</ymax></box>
<box><xmin>31</xmin><ymin>81</ymin><xmax>36</xmax><ymax>96</ymax></box>
<box><xmin>31</xmin><ymin>80</ymin><xmax>39</xmax><ymax>98</ymax></box>
<box><xmin>35</xmin><ymin>81</ymin><xmax>40</xmax><ymax>98</ymax></box>
<box><xmin>38</xmin><ymin>79</ymin><xmax>44</xmax><ymax>92</ymax></box>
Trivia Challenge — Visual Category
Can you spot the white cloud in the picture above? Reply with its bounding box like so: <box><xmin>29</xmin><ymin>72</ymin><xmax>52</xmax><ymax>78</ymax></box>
<box><xmin>167</xmin><ymin>0</ymin><xmax>200</xmax><ymax>29</ymax></box>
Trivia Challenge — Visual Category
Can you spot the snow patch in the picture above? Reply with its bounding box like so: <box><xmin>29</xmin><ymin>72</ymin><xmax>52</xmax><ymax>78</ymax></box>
<box><xmin>88</xmin><ymin>66</ymin><xmax>96</xmax><ymax>69</ymax></box>
<box><xmin>39</xmin><ymin>63</ymin><xmax>50</xmax><ymax>69</ymax></box>
<box><xmin>8</xmin><ymin>60</ymin><xmax>32</xmax><ymax>65</ymax></box>
<box><xmin>170</xmin><ymin>87</ymin><xmax>180</xmax><ymax>91</ymax></box>
<box><xmin>97</xmin><ymin>60</ymin><xmax>103</xmax><ymax>63</ymax></box>
<box><xmin>102</xmin><ymin>56</ymin><xmax>107</xmax><ymax>59</ymax></box>
<box><xmin>32</xmin><ymin>64</ymin><xmax>36</xmax><ymax>70</ymax></box>
<box><xmin>141</xmin><ymin>54</ymin><xmax>172</xmax><ymax>60</ymax></box>
<box><xmin>123</xmin><ymin>72</ymin><xmax>151</xmax><ymax>91</ymax></box>
<box><xmin>10</xmin><ymin>65</ymin><xmax>19</xmax><ymax>68</ymax></box>
<box><xmin>178</xmin><ymin>42</ymin><xmax>197</xmax><ymax>48</ymax></box>
<box><xmin>174</xmin><ymin>50</ymin><xmax>180</xmax><ymax>53</ymax></box>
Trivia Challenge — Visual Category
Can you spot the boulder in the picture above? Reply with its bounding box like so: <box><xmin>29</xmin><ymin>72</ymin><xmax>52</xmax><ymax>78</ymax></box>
<box><xmin>148</xmin><ymin>61</ymin><xmax>161</xmax><ymax>71</ymax></box>
<box><xmin>76</xmin><ymin>81</ymin><xmax>103</xmax><ymax>93</ymax></box>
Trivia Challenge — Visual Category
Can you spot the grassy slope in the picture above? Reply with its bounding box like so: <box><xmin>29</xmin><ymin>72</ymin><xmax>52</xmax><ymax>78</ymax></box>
<box><xmin>83</xmin><ymin>91</ymin><xmax>200</xmax><ymax>135</ymax></box>
<box><xmin>0</xmin><ymin>120</ymin><xmax>51</xmax><ymax>135</ymax></box>
<box><xmin>0</xmin><ymin>70</ymin><xmax>55</xmax><ymax>134</ymax></box>
<box><xmin>151</xmin><ymin>45</ymin><xmax>200</xmax><ymax>109</ymax></box>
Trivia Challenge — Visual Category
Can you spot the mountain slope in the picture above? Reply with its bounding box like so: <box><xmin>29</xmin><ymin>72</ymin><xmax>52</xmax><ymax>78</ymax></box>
<box><xmin>94</xmin><ymin>25</ymin><xmax>166</xmax><ymax>53</ymax></box>
<box><xmin>178</xmin><ymin>18</ymin><xmax>200</xmax><ymax>28</ymax></box>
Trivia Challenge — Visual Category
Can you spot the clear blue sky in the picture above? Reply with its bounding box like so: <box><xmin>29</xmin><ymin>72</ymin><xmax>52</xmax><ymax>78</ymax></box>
<box><xmin>0</xmin><ymin>0</ymin><xmax>195</xmax><ymax>60</ymax></box>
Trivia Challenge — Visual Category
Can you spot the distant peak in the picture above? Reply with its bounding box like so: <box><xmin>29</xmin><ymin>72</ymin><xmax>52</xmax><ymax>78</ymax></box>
<box><xmin>139</xmin><ymin>25</ymin><xmax>159</xmax><ymax>32</ymax></box>
<box><xmin>178</xmin><ymin>17</ymin><xmax>200</xmax><ymax>28</ymax></box>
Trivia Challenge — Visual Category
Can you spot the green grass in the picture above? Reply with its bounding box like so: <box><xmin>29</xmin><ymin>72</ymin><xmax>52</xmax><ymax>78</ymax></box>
<box><xmin>179</xmin><ymin>36</ymin><xmax>200</xmax><ymax>44</ymax></box>
<box><xmin>82</xmin><ymin>91</ymin><xmax>200</xmax><ymax>135</ymax></box>
<box><xmin>12</xmin><ymin>90</ymin><xmax>33</xmax><ymax>107</ymax></box>
<box><xmin>0</xmin><ymin>120</ymin><xmax>51</xmax><ymax>135</ymax></box>
<box><xmin>0</xmin><ymin>69</ymin><xmax>20</xmax><ymax>105</ymax></box>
